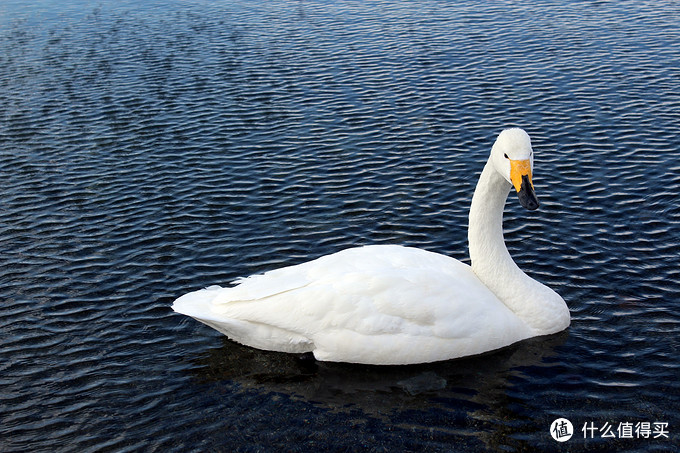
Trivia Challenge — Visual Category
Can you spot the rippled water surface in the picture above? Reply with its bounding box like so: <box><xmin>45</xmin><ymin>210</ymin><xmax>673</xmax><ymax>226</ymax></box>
<box><xmin>1</xmin><ymin>0</ymin><xmax>679</xmax><ymax>451</ymax></box>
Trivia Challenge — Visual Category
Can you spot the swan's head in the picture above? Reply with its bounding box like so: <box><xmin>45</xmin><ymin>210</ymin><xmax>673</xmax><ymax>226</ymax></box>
<box><xmin>491</xmin><ymin>128</ymin><xmax>539</xmax><ymax>210</ymax></box>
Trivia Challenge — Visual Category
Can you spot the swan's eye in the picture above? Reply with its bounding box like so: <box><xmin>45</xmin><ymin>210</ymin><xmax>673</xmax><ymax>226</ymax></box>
<box><xmin>504</xmin><ymin>153</ymin><xmax>509</xmax><ymax>159</ymax></box>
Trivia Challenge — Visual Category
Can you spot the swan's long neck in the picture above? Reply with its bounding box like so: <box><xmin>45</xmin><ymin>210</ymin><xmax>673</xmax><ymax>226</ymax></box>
<box><xmin>468</xmin><ymin>160</ymin><xmax>569</xmax><ymax>335</ymax></box>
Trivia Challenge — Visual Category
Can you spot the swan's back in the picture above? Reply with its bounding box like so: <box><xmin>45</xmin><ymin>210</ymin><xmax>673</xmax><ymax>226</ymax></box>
<box><xmin>172</xmin><ymin>245</ymin><xmax>532</xmax><ymax>364</ymax></box>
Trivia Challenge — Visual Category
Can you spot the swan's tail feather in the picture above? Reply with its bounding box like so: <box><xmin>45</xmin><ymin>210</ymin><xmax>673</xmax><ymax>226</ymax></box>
<box><xmin>171</xmin><ymin>286</ymin><xmax>314</xmax><ymax>354</ymax></box>
<box><xmin>171</xmin><ymin>286</ymin><xmax>224</xmax><ymax>321</ymax></box>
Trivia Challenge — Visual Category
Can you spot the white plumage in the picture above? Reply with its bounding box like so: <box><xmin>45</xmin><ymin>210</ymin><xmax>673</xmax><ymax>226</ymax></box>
<box><xmin>172</xmin><ymin>128</ymin><xmax>570</xmax><ymax>365</ymax></box>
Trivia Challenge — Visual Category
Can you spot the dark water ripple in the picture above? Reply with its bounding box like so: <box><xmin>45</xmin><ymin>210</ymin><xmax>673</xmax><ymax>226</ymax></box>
<box><xmin>1</xmin><ymin>0</ymin><xmax>679</xmax><ymax>451</ymax></box>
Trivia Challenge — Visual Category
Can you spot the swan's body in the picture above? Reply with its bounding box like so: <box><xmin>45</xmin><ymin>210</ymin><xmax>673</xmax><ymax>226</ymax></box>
<box><xmin>173</xmin><ymin>128</ymin><xmax>570</xmax><ymax>365</ymax></box>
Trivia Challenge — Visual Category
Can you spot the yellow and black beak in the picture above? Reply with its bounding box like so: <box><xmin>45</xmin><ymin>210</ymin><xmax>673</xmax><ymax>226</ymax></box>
<box><xmin>510</xmin><ymin>159</ymin><xmax>539</xmax><ymax>210</ymax></box>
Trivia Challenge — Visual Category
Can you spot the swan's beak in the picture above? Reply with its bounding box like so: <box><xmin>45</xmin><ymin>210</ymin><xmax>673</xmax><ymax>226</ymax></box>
<box><xmin>510</xmin><ymin>159</ymin><xmax>539</xmax><ymax>211</ymax></box>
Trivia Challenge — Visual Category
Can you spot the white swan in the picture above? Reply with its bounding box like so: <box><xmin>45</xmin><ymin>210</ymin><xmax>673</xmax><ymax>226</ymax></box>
<box><xmin>172</xmin><ymin>128</ymin><xmax>570</xmax><ymax>365</ymax></box>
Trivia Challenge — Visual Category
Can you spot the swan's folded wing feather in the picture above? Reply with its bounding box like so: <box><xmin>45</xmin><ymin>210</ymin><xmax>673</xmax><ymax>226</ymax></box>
<box><xmin>211</xmin><ymin>245</ymin><xmax>517</xmax><ymax>337</ymax></box>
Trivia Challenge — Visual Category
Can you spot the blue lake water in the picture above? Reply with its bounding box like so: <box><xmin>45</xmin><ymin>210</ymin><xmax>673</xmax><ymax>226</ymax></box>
<box><xmin>1</xmin><ymin>0</ymin><xmax>679</xmax><ymax>451</ymax></box>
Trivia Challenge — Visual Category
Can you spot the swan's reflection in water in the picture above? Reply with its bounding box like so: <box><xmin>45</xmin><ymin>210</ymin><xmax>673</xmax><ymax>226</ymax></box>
<box><xmin>191</xmin><ymin>331</ymin><xmax>568</xmax><ymax>418</ymax></box>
